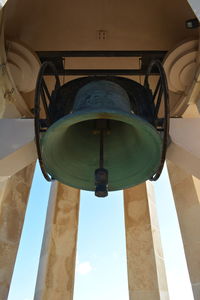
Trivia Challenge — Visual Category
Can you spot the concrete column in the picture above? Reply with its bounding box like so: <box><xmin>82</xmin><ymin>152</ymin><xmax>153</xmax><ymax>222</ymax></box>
<box><xmin>0</xmin><ymin>163</ymin><xmax>36</xmax><ymax>300</ymax></box>
<box><xmin>124</xmin><ymin>182</ymin><xmax>169</xmax><ymax>300</ymax></box>
<box><xmin>167</xmin><ymin>160</ymin><xmax>200</xmax><ymax>299</ymax></box>
<box><xmin>167</xmin><ymin>118</ymin><xmax>200</xmax><ymax>179</ymax></box>
<box><xmin>34</xmin><ymin>182</ymin><xmax>80</xmax><ymax>300</ymax></box>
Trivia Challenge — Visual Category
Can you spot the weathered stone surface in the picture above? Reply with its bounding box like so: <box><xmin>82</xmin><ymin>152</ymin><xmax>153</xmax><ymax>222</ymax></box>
<box><xmin>167</xmin><ymin>161</ymin><xmax>200</xmax><ymax>299</ymax></box>
<box><xmin>0</xmin><ymin>163</ymin><xmax>36</xmax><ymax>300</ymax></box>
<box><xmin>34</xmin><ymin>182</ymin><xmax>80</xmax><ymax>300</ymax></box>
<box><xmin>124</xmin><ymin>182</ymin><xmax>169</xmax><ymax>300</ymax></box>
<box><xmin>167</xmin><ymin>118</ymin><xmax>200</xmax><ymax>179</ymax></box>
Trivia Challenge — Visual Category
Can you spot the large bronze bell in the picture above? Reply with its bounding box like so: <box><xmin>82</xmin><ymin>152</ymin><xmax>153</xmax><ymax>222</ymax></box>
<box><xmin>40</xmin><ymin>76</ymin><xmax>162</xmax><ymax>194</ymax></box>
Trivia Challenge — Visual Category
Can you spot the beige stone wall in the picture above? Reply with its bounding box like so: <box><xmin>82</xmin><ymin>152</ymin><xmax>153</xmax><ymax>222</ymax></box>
<box><xmin>124</xmin><ymin>182</ymin><xmax>169</xmax><ymax>300</ymax></box>
<box><xmin>34</xmin><ymin>182</ymin><xmax>80</xmax><ymax>300</ymax></box>
<box><xmin>167</xmin><ymin>161</ymin><xmax>200</xmax><ymax>299</ymax></box>
<box><xmin>0</xmin><ymin>163</ymin><xmax>36</xmax><ymax>300</ymax></box>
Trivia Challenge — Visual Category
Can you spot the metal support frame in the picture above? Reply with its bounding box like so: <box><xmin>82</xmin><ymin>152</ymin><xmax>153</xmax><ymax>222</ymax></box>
<box><xmin>36</xmin><ymin>50</ymin><xmax>167</xmax><ymax>76</ymax></box>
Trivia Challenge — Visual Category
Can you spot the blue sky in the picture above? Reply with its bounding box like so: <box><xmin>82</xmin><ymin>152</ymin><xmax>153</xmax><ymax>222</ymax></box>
<box><xmin>73</xmin><ymin>190</ymin><xmax>129</xmax><ymax>300</ymax></box>
<box><xmin>7</xmin><ymin>163</ymin><xmax>194</xmax><ymax>300</ymax></box>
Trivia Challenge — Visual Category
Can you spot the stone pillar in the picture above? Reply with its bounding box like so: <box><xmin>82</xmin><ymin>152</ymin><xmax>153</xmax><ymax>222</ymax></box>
<box><xmin>167</xmin><ymin>118</ymin><xmax>200</xmax><ymax>179</ymax></box>
<box><xmin>34</xmin><ymin>182</ymin><xmax>80</xmax><ymax>300</ymax></box>
<box><xmin>0</xmin><ymin>163</ymin><xmax>36</xmax><ymax>300</ymax></box>
<box><xmin>167</xmin><ymin>160</ymin><xmax>200</xmax><ymax>299</ymax></box>
<box><xmin>124</xmin><ymin>182</ymin><xmax>169</xmax><ymax>300</ymax></box>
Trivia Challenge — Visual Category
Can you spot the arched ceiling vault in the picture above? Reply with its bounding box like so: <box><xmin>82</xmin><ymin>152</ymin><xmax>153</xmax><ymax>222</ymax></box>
<box><xmin>2</xmin><ymin>0</ymin><xmax>199</xmax><ymax>117</ymax></box>
<box><xmin>3</xmin><ymin>0</ymin><xmax>198</xmax><ymax>52</ymax></box>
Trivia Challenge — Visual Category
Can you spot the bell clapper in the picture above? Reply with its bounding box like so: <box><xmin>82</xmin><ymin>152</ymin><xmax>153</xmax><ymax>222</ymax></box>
<box><xmin>95</xmin><ymin>120</ymin><xmax>109</xmax><ymax>198</ymax></box>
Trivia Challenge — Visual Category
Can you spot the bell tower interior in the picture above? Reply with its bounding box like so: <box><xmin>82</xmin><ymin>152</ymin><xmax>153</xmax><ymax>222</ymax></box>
<box><xmin>0</xmin><ymin>0</ymin><xmax>200</xmax><ymax>299</ymax></box>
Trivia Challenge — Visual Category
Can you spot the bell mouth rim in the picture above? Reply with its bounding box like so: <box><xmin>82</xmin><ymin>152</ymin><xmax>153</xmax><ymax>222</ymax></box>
<box><xmin>46</xmin><ymin>108</ymin><xmax>156</xmax><ymax>133</ymax></box>
<box><xmin>42</xmin><ymin>109</ymin><xmax>162</xmax><ymax>191</ymax></box>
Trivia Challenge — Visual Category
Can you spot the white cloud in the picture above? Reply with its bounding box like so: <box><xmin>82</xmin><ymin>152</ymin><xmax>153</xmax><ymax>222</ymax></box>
<box><xmin>76</xmin><ymin>261</ymin><xmax>93</xmax><ymax>275</ymax></box>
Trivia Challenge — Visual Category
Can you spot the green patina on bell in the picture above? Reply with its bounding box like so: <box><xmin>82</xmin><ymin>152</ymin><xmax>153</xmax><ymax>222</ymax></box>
<box><xmin>41</xmin><ymin>79</ymin><xmax>162</xmax><ymax>191</ymax></box>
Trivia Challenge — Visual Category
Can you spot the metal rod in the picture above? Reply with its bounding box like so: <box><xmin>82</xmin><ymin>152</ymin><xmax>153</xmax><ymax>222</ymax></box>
<box><xmin>99</xmin><ymin>129</ymin><xmax>104</xmax><ymax>168</ymax></box>
<box><xmin>36</xmin><ymin>50</ymin><xmax>167</xmax><ymax>58</ymax></box>
<box><xmin>42</xmin><ymin>68</ymin><xmax>160</xmax><ymax>76</ymax></box>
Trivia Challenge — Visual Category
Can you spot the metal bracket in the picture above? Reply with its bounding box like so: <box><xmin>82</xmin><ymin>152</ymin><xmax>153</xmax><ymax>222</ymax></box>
<box><xmin>36</xmin><ymin>50</ymin><xmax>167</xmax><ymax>76</ymax></box>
